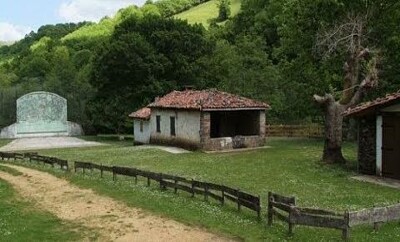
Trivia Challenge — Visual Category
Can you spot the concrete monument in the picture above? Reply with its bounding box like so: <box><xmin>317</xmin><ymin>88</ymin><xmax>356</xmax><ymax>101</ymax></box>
<box><xmin>0</xmin><ymin>92</ymin><xmax>83</xmax><ymax>138</ymax></box>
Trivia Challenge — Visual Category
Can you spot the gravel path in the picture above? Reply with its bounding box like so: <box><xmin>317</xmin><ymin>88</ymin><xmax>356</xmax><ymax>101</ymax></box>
<box><xmin>0</xmin><ymin>164</ymin><xmax>231</xmax><ymax>242</ymax></box>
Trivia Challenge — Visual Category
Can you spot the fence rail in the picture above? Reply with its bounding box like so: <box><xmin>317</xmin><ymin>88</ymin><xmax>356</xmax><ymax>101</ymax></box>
<box><xmin>266</xmin><ymin>124</ymin><xmax>324</xmax><ymax>138</ymax></box>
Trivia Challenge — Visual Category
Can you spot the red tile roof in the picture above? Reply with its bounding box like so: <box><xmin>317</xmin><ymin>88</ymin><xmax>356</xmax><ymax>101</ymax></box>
<box><xmin>129</xmin><ymin>107</ymin><xmax>151</xmax><ymax>120</ymax></box>
<box><xmin>344</xmin><ymin>91</ymin><xmax>400</xmax><ymax>117</ymax></box>
<box><xmin>148</xmin><ymin>89</ymin><xmax>270</xmax><ymax>111</ymax></box>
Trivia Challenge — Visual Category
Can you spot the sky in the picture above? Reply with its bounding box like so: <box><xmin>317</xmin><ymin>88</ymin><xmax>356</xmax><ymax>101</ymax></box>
<box><xmin>0</xmin><ymin>0</ymin><xmax>146</xmax><ymax>42</ymax></box>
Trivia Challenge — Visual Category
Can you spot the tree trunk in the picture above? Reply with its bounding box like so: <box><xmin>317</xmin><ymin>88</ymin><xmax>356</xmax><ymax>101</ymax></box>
<box><xmin>322</xmin><ymin>101</ymin><xmax>347</xmax><ymax>164</ymax></box>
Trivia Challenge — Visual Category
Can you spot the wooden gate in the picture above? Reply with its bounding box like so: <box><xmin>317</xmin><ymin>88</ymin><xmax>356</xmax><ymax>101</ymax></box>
<box><xmin>382</xmin><ymin>114</ymin><xmax>400</xmax><ymax>179</ymax></box>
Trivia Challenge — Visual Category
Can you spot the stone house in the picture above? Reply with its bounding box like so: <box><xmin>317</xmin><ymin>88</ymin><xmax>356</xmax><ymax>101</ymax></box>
<box><xmin>344</xmin><ymin>91</ymin><xmax>400</xmax><ymax>179</ymax></box>
<box><xmin>130</xmin><ymin>89</ymin><xmax>270</xmax><ymax>150</ymax></box>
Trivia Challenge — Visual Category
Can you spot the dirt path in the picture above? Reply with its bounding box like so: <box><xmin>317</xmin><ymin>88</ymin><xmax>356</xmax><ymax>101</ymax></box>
<box><xmin>0</xmin><ymin>164</ymin><xmax>232</xmax><ymax>242</ymax></box>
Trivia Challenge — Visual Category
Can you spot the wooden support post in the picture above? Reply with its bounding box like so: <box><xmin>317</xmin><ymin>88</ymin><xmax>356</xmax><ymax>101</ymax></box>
<box><xmin>83</xmin><ymin>167</ymin><xmax>85</xmax><ymax>175</ymax></box>
<box><xmin>100</xmin><ymin>164</ymin><xmax>103</xmax><ymax>178</ymax></box>
<box><xmin>221</xmin><ymin>190</ymin><xmax>225</xmax><ymax>205</ymax></box>
<box><xmin>113</xmin><ymin>170</ymin><xmax>116</xmax><ymax>181</ymax></box>
<box><xmin>74</xmin><ymin>162</ymin><xmax>77</xmax><ymax>173</ymax></box>
<box><xmin>267</xmin><ymin>192</ymin><xmax>273</xmax><ymax>226</ymax></box>
<box><xmin>257</xmin><ymin>195</ymin><xmax>261</xmax><ymax>220</ymax></box>
<box><xmin>147</xmin><ymin>177</ymin><xmax>150</xmax><ymax>186</ymax></box>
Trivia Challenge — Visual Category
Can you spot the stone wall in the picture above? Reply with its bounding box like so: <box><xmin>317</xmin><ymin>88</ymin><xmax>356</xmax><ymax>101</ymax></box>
<box><xmin>358</xmin><ymin>116</ymin><xmax>376</xmax><ymax>175</ymax></box>
<box><xmin>200</xmin><ymin>110</ymin><xmax>266</xmax><ymax>151</ymax></box>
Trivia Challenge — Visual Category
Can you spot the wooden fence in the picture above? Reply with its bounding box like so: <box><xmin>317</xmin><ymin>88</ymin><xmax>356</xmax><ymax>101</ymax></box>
<box><xmin>266</xmin><ymin>124</ymin><xmax>324</xmax><ymax>138</ymax></box>
<box><xmin>349</xmin><ymin>203</ymin><xmax>400</xmax><ymax>230</ymax></box>
<box><xmin>0</xmin><ymin>152</ymin><xmax>68</xmax><ymax>170</ymax></box>
<box><xmin>75</xmin><ymin>161</ymin><xmax>261</xmax><ymax>218</ymax></box>
<box><xmin>268</xmin><ymin>192</ymin><xmax>400</xmax><ymax>240</ymax></box>
<box><xmin>0</xmin><ymin>151</ymin><xmax>25</xmax><ymax>161</ymax></box>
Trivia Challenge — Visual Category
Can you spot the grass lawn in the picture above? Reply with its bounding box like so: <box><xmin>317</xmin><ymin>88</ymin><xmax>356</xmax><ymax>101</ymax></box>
<box><xmin>0</xmin><ymin>139</ymin><xmax>12</xmax><ymax>148</ymax></box>
<box><xmin>0</xmin><ymin>167</ymin><xmax>83</xmax><ymax>241</ymax></box>
<box><xmin>20</xmin><ymin>137</ymin><xmax>400</xmax><ymax>241</ymax></box>
<box><xmin>174</xmin><ymin>0</ymin><xmax>242</xmax><ymax>27</ymax></box>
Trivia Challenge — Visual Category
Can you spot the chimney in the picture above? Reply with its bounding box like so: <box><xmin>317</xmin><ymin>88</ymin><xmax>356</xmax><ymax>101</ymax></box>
<box><xmin>184</xmin><ymin>85</ymin><xmax>194</xmax><ymax>91</ymax></box>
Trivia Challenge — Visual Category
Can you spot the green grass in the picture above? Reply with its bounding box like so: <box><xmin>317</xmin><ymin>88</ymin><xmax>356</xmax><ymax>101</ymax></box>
<box><xmin>0</xmin><ymin>174</ymin><xmax>82</xmax><ymax>241</ymax></box>
<box><xmin>0</xmin><ymin>165</ymin><xmax>22</xmax><ymax>176</ymax></box>
<box><xmin>174</xmin><ymin>0</ymin><xmax>242</xmax><ymax>27</ymax></box>
<box><xmin>19</xmin><ymin>137</ymin><xmax>399</xmax><ymax>241</ymax></box>
<box><xmin>0</xmin><ymin>139</ymin><xmax>12</xmax><ymax>148</ymax></box>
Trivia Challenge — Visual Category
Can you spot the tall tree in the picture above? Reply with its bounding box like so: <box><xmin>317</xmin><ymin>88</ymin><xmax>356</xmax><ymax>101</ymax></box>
<box><xmin>313</xmin><ymin>14</ymin><xmax>379</xmax><ymax>163</ymax></box>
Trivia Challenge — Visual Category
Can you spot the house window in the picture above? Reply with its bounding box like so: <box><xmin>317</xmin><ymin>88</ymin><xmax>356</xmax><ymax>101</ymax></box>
<box><xmin>156</xmin><ymin>115</ymin><xmax>161</xmax><ymax>133</ymax></box>
<box><xmin>140</xmin><ymin>121</ymin><xmax>143</xmax><ymax>132</ymax></box>
<box><xmin>170</xmin><ymin>117</ymin><xmax>176</xmax><ymax>136</ymax></box>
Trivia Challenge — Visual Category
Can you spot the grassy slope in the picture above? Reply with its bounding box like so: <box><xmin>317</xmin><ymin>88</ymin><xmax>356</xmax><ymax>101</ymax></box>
<box><xmin>174</xmin><ymin>0</ymin><xmax>242</xmax><ymax>27</ymax></box>
<box><xmin>28</xmin><ymin>138</ymin><xmax>400</xmax><ymax>241</ymax></box>
<box><xmin>0</xmin><ymin>167</ymin><xmax>82</xmax><ymax>241</ymax></box>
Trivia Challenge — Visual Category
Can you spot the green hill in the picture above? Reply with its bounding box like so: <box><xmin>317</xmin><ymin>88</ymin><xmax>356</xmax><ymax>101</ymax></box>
<box><xmin>174</xmin><ymin>0</ymin><xmax>242</xmax><ymax>27</ymax></box>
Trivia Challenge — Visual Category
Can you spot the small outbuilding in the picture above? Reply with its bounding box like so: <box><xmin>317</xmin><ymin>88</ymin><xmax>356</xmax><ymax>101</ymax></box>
<box><xmin>130</xmin><ymin>89</ymin><xmax>270</xmax><ymax>151</ymax></box>
<box><xmin>129</xmin><ymin>107</ymin><xmax>151</xmax><ymax>144</ymax></box>
<box><xmin>344</xmin><ymin>91</ymin><xmax>400</xmax><ymax>179</ymax></box>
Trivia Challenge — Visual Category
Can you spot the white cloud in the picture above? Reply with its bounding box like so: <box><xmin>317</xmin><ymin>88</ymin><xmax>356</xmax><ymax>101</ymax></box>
<box><xmin>58</xmin><ymin>0</ymin><xmax>146</xmax><ymax>23</ymax></box>
<box><xmin>0</xmin><ymin>22</ymin><xmax>32</xmax><ymax>42</ymax></box>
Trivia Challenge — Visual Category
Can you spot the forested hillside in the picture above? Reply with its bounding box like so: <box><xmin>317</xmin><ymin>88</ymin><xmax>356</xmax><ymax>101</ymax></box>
<box><xmin>0</xmin><ymin>0</ymin><xmax>399</xmax><ymax>134</ymax></box>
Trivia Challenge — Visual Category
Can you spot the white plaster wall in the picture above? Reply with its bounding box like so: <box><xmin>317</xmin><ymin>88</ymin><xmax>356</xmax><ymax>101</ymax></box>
<box><xmin>134</xmin><ymin>120</ymin><xmax>150</xmax><ymax>144</ymax></box>
<box><xmin>376</xmin><ymin>115</ymin><xmax>382</xmax><ymax>176</ymax></box>
<box><xmin>150</xmin><ymin>109</ymin><xmax>201</xmax><ymax>142</ymax></box>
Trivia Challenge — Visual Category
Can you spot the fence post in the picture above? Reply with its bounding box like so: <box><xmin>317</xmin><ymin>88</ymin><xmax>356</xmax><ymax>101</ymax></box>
<box><xmin>112</xmin><ymin>167</ymin><xmax>116</xmax><ymax>181</ymax></box>
<box><xmin>147</xmin><ymin>177</ymin><xmax>150</xmax><ymax>186</ymax></box>
<box><xmin>159</xmin><ymin>173</ymin><xmax>163</xmax><ymax>190</ymax></box>
<box><xmin>221</xmin><ymin>190</ymin><xmax>225</xmax><ymax>205</ymax></box>
<box><xmin>343</xmin><ymin>210</ymin><xmax>350</xmax><ymax>241</ymax></box>
<box><xmin>267</xmin><ymin>192</ymin><xmax>273</xmax><ymax>226</ymax></box>
<box><xmin>74</xmin><ymin>162</ymin><xmax>77</xmax><ymax>173</ymax></box>
<box><xmin>288</xmin><ymin>205</ymin><xmax>295</xmax><ymax>236</ymax></box>
<box><xmin>257</xmin><ymin>195</ymin><xmax>261</xmax><ymax>220</ymax></box>
<box><xmin>100</xmin><ymin>164</ymin><xmax>103</xmax><ymax>178</ymax></box>
<box><xmin>204</xmin><ymin>184</ymin><xmax>208</xmax><ymax>201</ymax></box>
<box><xmin>237</xmin><ymin>189</ymin><xmax>241</xmax><ymax>211</ymax></box>
<box><xmin>174</xmin><ymin>179</ymin><xmax>178</xmax><ymax>194</ymax></box>
<box><xmin>191</xmin><ymin>179</ymin><xmax>195</xmax><ymax>198</ymax></box>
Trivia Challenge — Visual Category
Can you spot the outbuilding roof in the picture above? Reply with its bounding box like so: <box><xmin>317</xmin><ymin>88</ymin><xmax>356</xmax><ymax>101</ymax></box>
<box><xmin>148</xmin><ymin>89</ymin><xmax>270</xmax><ymax>111</ymax></box>
<box><xmin>129</xmin><ymin>107</ymin><xmax>151</xmax><ymax>120</ymax></box>
<box><xmin>344</xmin><ymin>91</ymin><xmax>400</xmax><ymax>117</ymax></box>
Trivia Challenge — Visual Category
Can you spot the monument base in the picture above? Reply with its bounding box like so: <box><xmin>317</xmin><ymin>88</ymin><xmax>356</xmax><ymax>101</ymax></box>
<box><xmin>0</xmin><ymin>122</ymin><xmax>84</xmax><ymax>139</ymax></box>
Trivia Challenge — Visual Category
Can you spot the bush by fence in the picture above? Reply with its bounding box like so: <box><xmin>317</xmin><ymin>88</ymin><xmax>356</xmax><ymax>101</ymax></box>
<box><xmin>268</xmin><ymin>192</ymin><xmax>400</xmax><ymax>240</ymax></box>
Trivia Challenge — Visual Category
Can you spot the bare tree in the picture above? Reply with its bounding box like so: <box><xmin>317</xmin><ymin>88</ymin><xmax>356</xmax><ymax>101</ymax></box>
<box><xmin>314</xmin><ymin>14</ymin><xmax>379</xmax><ymax>163</ymax></box>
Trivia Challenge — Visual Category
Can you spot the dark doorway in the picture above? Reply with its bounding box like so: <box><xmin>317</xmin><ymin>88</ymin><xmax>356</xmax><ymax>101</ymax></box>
<box><xmin>382</xmin><ymin>114</ymin><xmax>400</xmax><ymax>179</ymax></box>
<box><xmin>210</xmin><ymin>111</ymin><xmax>260</xmax><ymax>138</ymax></box>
